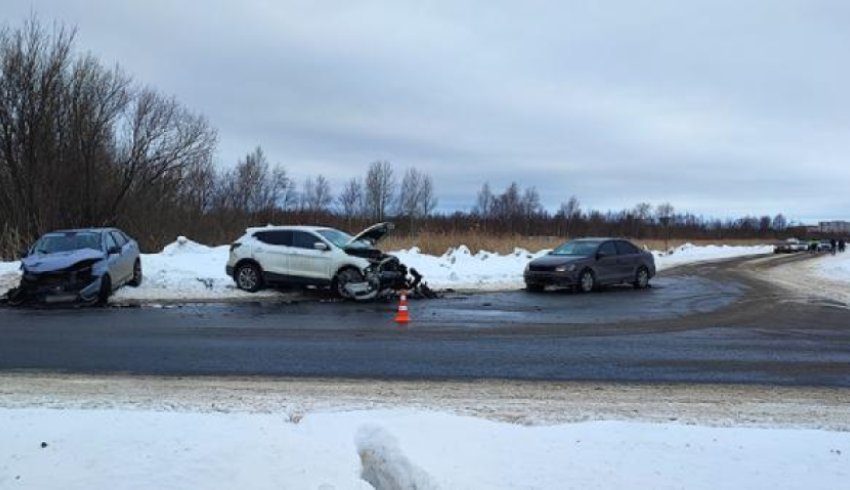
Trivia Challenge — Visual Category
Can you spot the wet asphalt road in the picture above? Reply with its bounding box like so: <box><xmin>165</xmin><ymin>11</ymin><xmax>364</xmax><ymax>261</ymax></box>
<box><xmin>0</xmin><ymin>254</ymin><xmax>849</xmax><ymax>386</ymax></box>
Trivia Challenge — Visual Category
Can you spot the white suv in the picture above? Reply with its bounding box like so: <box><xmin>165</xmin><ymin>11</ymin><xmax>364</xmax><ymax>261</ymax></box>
<box><xmin>226</xmin><ymin>222</ymin><xmax>414</xmax><ymax>299</ymax></box>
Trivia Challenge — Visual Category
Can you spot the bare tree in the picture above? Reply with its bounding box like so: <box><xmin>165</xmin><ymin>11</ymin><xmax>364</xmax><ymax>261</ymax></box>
<box><xmin>301</xmin><ymin>174</ymin><xmax>333</xmax><ymax>212</ymax></box>
<box><xmin>474</xmin><ymin>182</ymin><xmax>494</xmax><ymax>218</ymax></box>
<box><xmin>363</xmin><ymin>160</ymin><xmax>395</xmax><ymax>222</ymax></box>
<box><xmin>215</xmin><ymin>147</ymin><xmax>289</xmax><ymax>214</ymax></box>
<box><xmin>337</xmin><ymin>177</ymin><xmax>363</xmax><ymax>225</ymax></box>
<box><xmin>655</xmin><ymin>202</ymin><xmax>675</xmax><ymax>222</ymax></box>
<box><xmin>772</xmin><ymin>213</ymin><xmax>787</xmax><ymax>231</ymax></box>
<box><xmin>398</xmin><ymin>168</ymin><xmax>438</xmax><ymax>232</ymax></box>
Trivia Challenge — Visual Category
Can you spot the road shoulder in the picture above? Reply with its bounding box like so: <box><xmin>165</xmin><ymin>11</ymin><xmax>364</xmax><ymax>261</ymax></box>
<box><xmin>2</xmin><ymin>373</ymin><xmax>848</xmax><ymax>430</ymax></box>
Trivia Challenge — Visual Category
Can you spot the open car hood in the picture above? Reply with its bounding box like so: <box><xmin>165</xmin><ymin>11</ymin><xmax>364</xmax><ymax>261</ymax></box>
<box><xmin>21</xmin><ymin>248</ymin><xmax>105</xmax><ymax>273</ymax></box>
<box><xmin>347</xmin><ymin>222</ymin><xmax>395</xmax><ymax>247</ymax></box>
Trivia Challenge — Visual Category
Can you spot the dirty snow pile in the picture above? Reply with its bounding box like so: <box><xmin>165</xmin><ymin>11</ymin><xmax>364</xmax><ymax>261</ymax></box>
<box><xmin>1</xmin><ymin>407</ymin><xmax>846</xmax><ymax>489</ymax></box>
<box><xmin>0</xmin><ymin>237</ymin><xmax>772</xmax><ymax>302</ymax></box>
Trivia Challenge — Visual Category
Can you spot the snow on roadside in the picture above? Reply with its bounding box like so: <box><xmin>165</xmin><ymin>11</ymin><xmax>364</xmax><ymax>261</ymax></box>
<box><xmin>815</xmin><ymin>252</ymin><xmax>850</xmax><ymax>285</ymax></box>
<box><xmin>0</xmin><ymin>237</ymin><xmax>772</xmax><ymax>302</ymax></box>
<box><xmin>1</xmin><ymin>407</ymin><xmax>846</xmax><ymax>490</ymax></box>
<box><xmin>651</xmin><ymin>243</ymin><xmax>773</xmax><ymax>270</ymax></box>
<box><xmin>110</xmin><ymin>236</ymin><xmax>280</xmax><ymax>303</ymax></box>
<box><xmin>0</xmin><ymin>260</ymin><xmax>21</xmax><ymax>296</ymax></box>
<box><xmin>766</xmin><ymin>251</ymin><xmax>850</xmax><ymax>305</ymax></box>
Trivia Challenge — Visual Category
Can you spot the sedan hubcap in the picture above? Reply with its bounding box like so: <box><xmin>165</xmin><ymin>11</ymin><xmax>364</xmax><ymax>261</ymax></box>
<box><xmin>581</xmin><ymin>272</ymin><xmax>593</xmax><ymax>291</ymax></box>
<box><xmin>638</xmin><ymin>270</ymin><xmax>648</xmax><ymax>287</ymax></box>
<box><xmin>238</xmin><ymin>267</ymin><xmax>257</xmax><ymax>289</ymax></box>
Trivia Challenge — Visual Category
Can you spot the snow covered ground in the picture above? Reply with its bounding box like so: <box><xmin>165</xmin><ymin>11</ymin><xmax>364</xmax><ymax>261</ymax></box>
<box><xmin>0</xmin><ymin>237</ymin><xmax>772</xmax><ymax>303</ymax></box>
<box><xmin>2</xmin><ymin>406</ymin><xmax>847</xmax><ymax>489</ymax></box>
<box><xmin>765</xmin><ymin>251</ymin><xmax>850</xmax><ymax>306</ymax></box>
<box><xmin>815</xmin><ymin>252</ymin><xmax>850</xmax><ymax>285</ymax></box>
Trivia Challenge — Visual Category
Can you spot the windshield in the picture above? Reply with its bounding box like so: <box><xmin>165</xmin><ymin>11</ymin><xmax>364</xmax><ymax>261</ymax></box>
<box><xmin>316</xmin><ymin>229</ymin><xmax>372</xmax><ymax>249</ymax></box>
<box><xmin>35</xmin><ymin>232</ymin><xmax>102</xmax><ymax>254</ymax></box>
<box><xmin>551</xmin><ymin>240</ymin><xmax>601</xmax><ymax>256</ymax></box>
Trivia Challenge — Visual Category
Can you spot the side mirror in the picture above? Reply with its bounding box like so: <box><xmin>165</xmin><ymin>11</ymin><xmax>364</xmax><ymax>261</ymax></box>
<box><xmin>596</xmin><ymin>251</ymin><xmax>608</xmax><ymax>261</ymax></box>
<box><xmin>314</xmin><ymin>242</ymin><xmax>329</xmax><ymax>251</ymax></box>
<box><xmin>19</xmin><ymin>249</ymin><xmax>29</xmax><ymax>259</ymax></box>
<box><xmin>108</xmin><ymin>246</ymin><xmax>121</xmax><ymax>255</ymax></box>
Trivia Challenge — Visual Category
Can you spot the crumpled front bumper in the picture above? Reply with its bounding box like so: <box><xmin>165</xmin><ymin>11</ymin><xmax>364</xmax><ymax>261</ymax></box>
<box><xmin>10</xmin><ymin>273</ymin><xmax>103</xmax><ymax>304</ymax></box>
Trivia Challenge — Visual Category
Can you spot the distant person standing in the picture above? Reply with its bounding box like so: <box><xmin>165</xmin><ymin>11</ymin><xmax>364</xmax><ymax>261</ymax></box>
<box><xmin>840</xmin><ymin>239</ymin><xmax>846</xmax><ymax>253</ymax></box>
<box><xmin>830</xmin><ymin>238</ymin><xmax>838</xmax><ymax>255</ymax></box>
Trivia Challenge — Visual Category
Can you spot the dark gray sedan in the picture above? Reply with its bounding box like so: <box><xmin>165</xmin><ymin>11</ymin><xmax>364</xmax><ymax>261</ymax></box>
<box><xmin>524</xmin><ymin>238</ymin><xmax>656</xmax><ymax>293</ymax></box>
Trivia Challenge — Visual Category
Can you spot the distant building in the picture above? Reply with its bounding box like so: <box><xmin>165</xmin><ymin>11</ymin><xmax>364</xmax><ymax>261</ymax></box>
<box><xmin>819</xmin><ymin>221</ymin><xmax>850</xmax><ymax>234</ymax></box>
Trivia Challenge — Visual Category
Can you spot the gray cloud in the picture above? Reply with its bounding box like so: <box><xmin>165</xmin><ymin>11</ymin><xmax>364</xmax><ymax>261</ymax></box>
<box><xmin>5</xmin><ymin>0</ymin><xmax>850</xmax><ymax>221</ymax></box>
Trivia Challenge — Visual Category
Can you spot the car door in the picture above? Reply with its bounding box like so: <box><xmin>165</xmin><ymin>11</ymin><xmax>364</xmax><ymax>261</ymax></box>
<box><xmin>289</xmin><ymin>231</ymin><xmax>333</xmax><ymax>281</ymax></box>
<box><xmin>103</xmin><ymin>232</ymin><xmax>126</xmax><ymax>286</ymax></box>
<box><xmin>252</xmin><ymin>230</ymin><xmax>293</xmax><ymax>277</ymax></box>
<box><xmin>614</xmin><ymin>240</ymin><xmax>640</xmax><ymax>281</ymax></box>
<box><xmin>110</xmin><ymin>231</ymin><xmax>135</xmax><ymax>283</ymax></box>
<box><xmin>594</xmin><ymin>241</ymin><xmax>619</xmax><ymax>284</ymax></box>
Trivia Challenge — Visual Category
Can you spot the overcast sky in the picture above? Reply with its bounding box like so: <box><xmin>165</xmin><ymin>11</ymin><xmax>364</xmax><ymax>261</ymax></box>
<box><xmin>6</xmin><ymin>0</ymin><xmax>850</xmax><ymax>222</ymax></box>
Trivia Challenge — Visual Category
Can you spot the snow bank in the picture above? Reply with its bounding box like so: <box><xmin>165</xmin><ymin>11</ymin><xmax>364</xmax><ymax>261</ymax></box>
<box><xmin>814</xmin><ymin>252</ymin><xmax>850</xmax><ymax>285</ymax></box>
<box><xmin>1</xmin><ymin>407</ymin><xmax>846</xmax><ymax>489</ymax></box>
<box><xmin>0</xmin><ymin>260</ymin><xmax>21</xmax><ymax>296</ymax></box>
<box><xmin>394</xmin><ymin>245</ymin><xmax>548</xmax><ymax>290</ymax></box>
<box><xmin>652</xmin><ymin>243</ymin><xmax>774</xmax><ymax>270</ymax></box>
<box><xmin>110</xmin><ymin>236</ymin><xmax>279</xmax><ymax>303</ymax></box>
<box><xmin>0</xmin><ymin>237</ymin><xmax>772</xmax><ymax>302</ymax></box>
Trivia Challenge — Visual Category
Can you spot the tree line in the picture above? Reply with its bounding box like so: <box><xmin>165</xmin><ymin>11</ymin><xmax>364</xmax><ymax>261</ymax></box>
<box><xmin>0</xmin><ymin>18</ymin><xmax>798</xmax><ymax>258</ymax></box>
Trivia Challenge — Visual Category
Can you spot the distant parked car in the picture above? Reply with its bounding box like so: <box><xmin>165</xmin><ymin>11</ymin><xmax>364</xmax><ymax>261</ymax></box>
<box><xmin>9</xmin><ymin>228</ymin><xmax>142</xmax><ymax>305</ymax></box>
<box><xmin>817</xmin><ymin>240</ymin><xmax>834</xmax><ymax>252</ymax></box>
<box><xmin>774</xmin><ymin>238</ymin><xmax>807</xmax><ymax>254</ymax></box>
<box><xmin>524</xmin><ymin>238</ymin><xmax>656</xmax><ymax>293</ymax></box>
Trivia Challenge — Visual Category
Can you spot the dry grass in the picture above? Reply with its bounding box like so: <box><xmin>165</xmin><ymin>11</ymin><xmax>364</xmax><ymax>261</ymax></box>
<box><xmin>383</xmin><ymin>231</ymin><xmax>769</xmax><ymax>256</ymax></box>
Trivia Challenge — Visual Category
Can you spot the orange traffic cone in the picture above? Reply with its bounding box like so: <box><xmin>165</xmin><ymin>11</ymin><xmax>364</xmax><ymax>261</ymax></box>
<box><xmin>394</xmin><ymin>290</ymin><xmax>410</xmax><ymax>324</ymax></box>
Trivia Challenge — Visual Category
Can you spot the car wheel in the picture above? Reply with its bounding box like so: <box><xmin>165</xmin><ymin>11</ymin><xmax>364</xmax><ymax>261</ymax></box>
<box><xmin>235</xmin><ymin>263</ymin><xmax>263</xmax><ymax>292</ymax></box>
<box><xmin>578</xmin><ymin>269</ymin><xmax>595</xmax><ymax>293</ymax></box>
<box><xmin>633</xmin><ymin>266</ymin><xmax>650</xmax><ymax>289</ymax></box>
<box><xmin>334</xmin><ymin>268</ymin><xmax>364</xmax><ymax>299</ymax></box>
<box><xmin>525</xmin><ymin>283</ymin><xmax>545</xmax><ymax>293</ymax></box>
<box><xmin>129</xmin><ymin>259</ymin><xmax>143</xmax><ymax>287</ymax></box>
<box><xmin>97</xmin><ymin>275</ymin><xmax>112</xmax><ymax>305</ymax></box>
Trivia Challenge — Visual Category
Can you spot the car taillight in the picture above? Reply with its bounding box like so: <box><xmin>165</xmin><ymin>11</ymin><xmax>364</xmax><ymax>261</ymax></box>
<box><xmin>230</xmin><ymin>243</ymin><xmax>241</xmax><ymax>252</ymax></box>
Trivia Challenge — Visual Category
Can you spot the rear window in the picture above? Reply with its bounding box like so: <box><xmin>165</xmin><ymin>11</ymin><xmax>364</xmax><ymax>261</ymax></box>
<box><xmin>615</xmin><ymin>241</ymin><xmax>640</xmax><ymax>255</ymax></box>
<box><xmin>598</xmin><ymin>241</ymin><xmax>617</xmax><ymax>256</ymax></box>
<box><xmin>254</xmin><ymin>230</ymin><xmax>293</xmax><ymax>246</ymax></box>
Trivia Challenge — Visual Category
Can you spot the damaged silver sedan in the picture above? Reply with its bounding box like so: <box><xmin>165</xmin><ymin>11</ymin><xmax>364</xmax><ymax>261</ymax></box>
<box><xmin>7</xmin><ymin>228</ymin><xmax>143</xmax><ymax>306</ymax></box>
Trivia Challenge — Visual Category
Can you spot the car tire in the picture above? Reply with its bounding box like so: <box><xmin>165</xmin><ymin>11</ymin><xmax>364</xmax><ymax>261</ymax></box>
<box><xmin>633</xmin><ymin>266</ymin><xmax>650</xmax><ymax>289</ymax></box>
<box><xmin>235</xmin><ymin>262</ymin><xmax>263</xmax><ymax>292</ymax></box>
<box><xmin>334</xmin><ymin>267</ymin><xmax>365</xmax><ymax>299</ymax></box>
<box><xmin>525</xmin><ymin>283</ymin><xmax>545</xmax><ymax>293</ymax></box>
<box><xmin>578</xmin><ymin>269</ymin><xmax>595</xmax><ymax>293</ymax></box>
<box><xmin>97</xmin><ymin>275</ymin><xmax>112</xmax><ymax>305</ymax></box>
<box><xmin>129</xmin><ymin>259</ymin><xmax>143</xmax><ymax>287</ymax></box>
